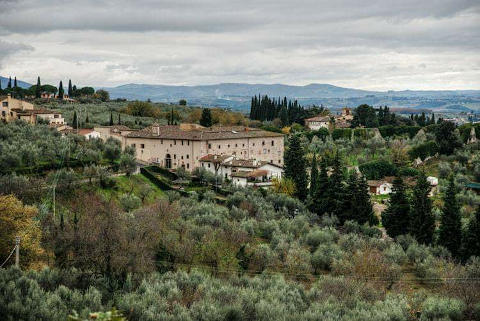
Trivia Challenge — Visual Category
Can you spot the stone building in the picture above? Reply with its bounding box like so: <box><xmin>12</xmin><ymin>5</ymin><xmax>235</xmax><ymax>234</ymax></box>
<box><xmin>0</xmin><ymin>94</ymin><xmax>64</xmax><ymax>125</ymax></box>
<box><xmin>95</xmin><ymin>123</ymin><xmax>285</xmax><ymax>171</ymax></box>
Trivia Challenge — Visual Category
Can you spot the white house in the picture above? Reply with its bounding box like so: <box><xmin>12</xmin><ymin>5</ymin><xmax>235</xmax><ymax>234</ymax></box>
<box><xmin>78</xmin><ymin>128</ymin><xmax>101</xmax><ymax>140</ymax></box>
<box><xmin>199</xmin><ymin>154</ymin><xmax>283</xmax><ymax>186</ymax></box>
<box><xmin>305</xmin><ymin>115</ymin><xmax>330</xmax><ymax>130</ymax></box>
<box><xmin>367</xmin><ymin>180</ymin><xmax>393</xmax><ymax>195</ymax></box>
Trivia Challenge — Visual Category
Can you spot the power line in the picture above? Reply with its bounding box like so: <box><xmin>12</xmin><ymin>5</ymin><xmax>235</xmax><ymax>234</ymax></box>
<box><xmin>0</xmin><ymin>245</ymin><xmax>17</xmax><ymax>268</ymax></box>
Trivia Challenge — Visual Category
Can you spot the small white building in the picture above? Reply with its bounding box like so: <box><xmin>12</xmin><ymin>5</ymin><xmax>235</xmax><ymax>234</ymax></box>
<box><xmin>305</xmin><ymin>115</ymin><xmax>330</xmax><ymax>130</ymax></box>
<box><xmin>367</xmin><ymin>180</ymin><xmax>393</xmax><ymax>195</ymax></box>
<box><xmin>199</xmin><ymin>154</ymin><xmax>283</xmax><ymax>186</ymax></box>
<box><xmin>78</xmin><ymin>128</ymin><xmax>101</xmax><ymax>140</ymax></box>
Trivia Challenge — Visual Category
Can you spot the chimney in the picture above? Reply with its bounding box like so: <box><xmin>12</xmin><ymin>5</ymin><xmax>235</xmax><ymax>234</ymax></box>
<box><xmin>152</xmin><ymin>123</ymin><xmax>160</xmax><ymax>135</ymax></box>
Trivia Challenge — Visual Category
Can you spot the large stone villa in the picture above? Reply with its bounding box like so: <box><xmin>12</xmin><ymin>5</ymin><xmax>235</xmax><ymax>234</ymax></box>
<box><xmin>305</xmin><ymin>107</ymin><xmax>353</xmax><ymax>130</ymax></box>
<box><xmin>95</xmin><ymin>123</ymin><xmax>285</xmax><ymax>183</ymax></box>
<box><xmin>0</xmin><ymin>94</ymin><xmax>65</xmax><ymax>126</ymax></box>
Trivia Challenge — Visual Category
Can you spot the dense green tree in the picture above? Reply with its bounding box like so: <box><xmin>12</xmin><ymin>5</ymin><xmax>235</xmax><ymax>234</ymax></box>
<box><xmin>118</xmin><ymin>113</ymin><xmax>121</xmax><ymax>125</ymax></box>
<box><xmin>309</xmin><ymin>158</ymin><xmax>329</xmax><ymax>216</ymax></box>
<box><xmin>72</xmin><ymin>111</ymin><xmax>78</xmax><ymax>130</ymax></box>
<box><xmin>179</xmin><ymin>99</ymin><xmax>187</xmax><ymax>105</ymax></box>
<box><xmin>109</xmin><ymin>112</ymin><xmax>114</xmax><ymax>126</ymax></box>
<box><xmin>438</xmin><ymin>176</ymin><xmax>462</xmax><ymax>258</ymax></box>
<box><xmin>409</xmin><ymin>172</ymin><xmax>435</xmax><ymax>244</ymax></box>
<box><xmin>200</xmin><ymin>108</ymin><xmax>213</xmax><ymax>127</ymax></box>
<box><xmin>435</xmin><ymin>121</ymin><xmax>462</xmax><ymax>155</ymax></box>
<box><xmin>95</xmin><ymin>89</ymin><xmax>110</xmax><ymax>102</ymax></box>
<box><xmin>58</xmin><ymin>81</ymin><xmax>64</xmax><ymax>99</ymax></box>
<box><xmin>462</xmin><ymin>206</ymin><xmax>480</xmax><ymax>261</ymax></box>
<box><xmin>382</xmin><ymin>177</ymin><xmax>410</xmax><ymax>238</ymax></box>
<box><xmin>355</xmin><ymin>175</ymin><xmax>377</xmax><ymax>225</ymax></box>
<box><xmin>68</xmin><ymin>79</ymin><xmax>73</xmax><ymax>97</ymax></box>
<box><xmin>13</xmin><ymin>77</ymin><xmax>17</xmax><ymax>88</ymax></box>
<box><xmin>35</xmin><ymin>76</ymin><xmax>41</xmax><ymax>98</ymax></box>
<box><xmin>7</xmin><ymin>76</ymin><xmax>11</xmax><ymax>88</ymax></box>
<box><xmin>351</xmin><ymin>104</ymin><xmax>378</xmax><ymax>128</ymax></box>
<box><xmin>309</xmin><ymin>153</ymin><xmax>318</xmax><ymax>198</ymax></box>
<box><xmin>284</xmin><ymin>134</ymin><xmax>308</xmax><ymax>201</ymax></box>
<box><xmin>327</xmin><ymin>153</ymin><xmax>346</xmax><ymax>221</ymax></box>
<box><xmin>85</xmin><ymin>113</ymin><xmax>90</xmax><ymax>123</ymax></box>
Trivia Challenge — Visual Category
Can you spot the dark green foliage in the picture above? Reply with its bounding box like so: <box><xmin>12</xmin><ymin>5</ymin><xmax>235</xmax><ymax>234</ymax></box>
<box><xmin>14</xmin><ymin>77</ymin><xmax>17</xmax><ymax>88</ymax></box>
<box><xmin>68</xmin><ymin>79</ymin><xmax>73</xmax><ymax>97</ymax></box>
<box><xmin>408</xmin><ymin>141</ymin><xmax>439</xmax><ymax>160</ymax></box>
<box><xmin>284</xmin><ymin>134</ymin><xmax>308</xmax><ymax>201</ymax></box>
<box><xmin>72</xmin><ymin>111</ymin><xmax>78</xmax><ymax>129</ymax></box>
<box><xmin>410</xmin><ymin>172</ymin><xmax>435</xmax><ymax>245</ymax></box>
<box><xmin>109</xmin><ymin>112</ymin><xmax>114</xmax><ymax>126</ymax></box>
<box><xmin>249</xmin><ymin>94</ymin><xmax>305</xmax><ymax>125</ymax></box>
<box><xmin>382</xmin><ymin>177</ymin><xmax>410</xmax><ymax>238</ymax></box>
<box><xmin>178</xmin><ymin>99</ymin><xmax>187</xmax><ymax>105</ymax></box>
<box><xmin>351</xmin><ymin>104</ymin><xmax>379</xmax><ymax>128</ymax></box>
<box><xmin>309</xmin><ymin>158</ymin><xmax>329</xmax><ymax>216</ymax></box>
<box><xmin>327</xmin><ymin>153</ymin><xmax>346</xmax><ymax>221</ymax></box>
<box><xmin>438</xmin><ymin>176</ymin><xmax>462</xmax><ymax>258</ymax></box>
<box><xmin>7</xmin><ymin>76</ymin><xmax>11</xmax><ymax>88</ymax></box>
<box><xmin>309</xmin><ymin>153</ymin><xmax>318</xmax><ymax>198</ymax></box>
<box><xmin>35</xmin><ymin>76</ymin><xmax>41</xmax><ymax>98</ymax></box>
<box><xmin>86</xmin><ymin>113</ymin><xmax>90</xmax><ymax>123</ymax></box>
<box><xmin>435</xmin><ymin>120</ymin><xmax>462</xmax><ymax>155</ymax></box>
<box><xmin>397</xmin><ymin>167</ymin><xmax>419</xmax><ymax>177</ymax></box>
<box><xmin>379</xmin><ymin>125</ymin><xmax>421</xmax><ymax>138</ymax></box>
<box><xmin>200</xmin><ymin>108</ymin><xmax>213</xmax><ymax>127</ymax></box>
<box><xmin>118</xmin><ymin>113</ymin><xmax>121</xmax><ymax>125</ymax></box>
<box><xmin>332</xmin><ymin>128</ymin><xmax>352</xmax><ymax>140</ymax></box>
<box><xmin>344</xmin><ymin>172</ymin><xmax>377</xmax><ymax>225</ymax></box>
<box><xmin>58</xmin><ymin>81</ymin><xmax>64</xmax><ymax>99</ymax></box>
<box><xmin>359</xmin><ymin>160</ymin><xmax>397</xmax><ymax>180</ymax></box>
<box><xmin>462</xmin><ymin>206</ymin><xmax>480</xmax><ymax>261</ymax></box>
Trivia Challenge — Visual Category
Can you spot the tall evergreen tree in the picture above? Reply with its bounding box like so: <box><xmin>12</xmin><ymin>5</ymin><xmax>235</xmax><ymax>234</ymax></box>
<box><xmin>438</xmin><ymin>176</ymin><xmax>462</xmax><ymax>258</ymax></box>
<box><xmin>35</xmin><ymin>76</ymin><xmax>41</xmax><ymax>98</ymax></box>
<box><xmin>7</xmin><ymin>77</ymin><xmax>11</xmax><ymax>88</ymax></box>
<box><xmin>410</xmin><ymin>172</ymin><xmax>435</xmax><ymax>244</ymax></box>
<box><xmin>435</xmin><ymin>120</ymin><xmax>462</xmax><ymax>155</ymax></box>
<box><xmin>327</xmin><ymin>153</ymin><xmax>346</xmax><ymax>222</ymax></box>
<box><xmin>309</xmin><ymin>153</ymin><xmax>318</xmax><ymax>198</ymax></box>
<box><xmin>284</xmin><ymin>134</ymin><xmax>308</xmax><ymax>201</ymax></box>
<box><xmin>200</xmin><ymin>108</ymin><xmax>212</xmax><ymax>127</ymax></box>
<box><xmin>462</xmin><ymin>206</ymin><xmax>480</xmax><ymax>262</ymax></box>
<box><xmin>13</xmin><ymin>77</ymin><xmax>17</xmax><ymax>88</ymax></box>
<box><xmin>343</xmin><ymin>171</ymin><xmax>359</xmax><ymax>222</ymax></box>
<box><xmin>118</xmin><ymin>113</ymin><xmax>121</xmax><ymax>125</ymax></box>
<box><xmin>355</xmin><ymin>175</ymin><xmax>377</xmax><ymax>225</ymax></box>
<box><xmin>68</xmin><ymin>79</ymin><xmax>73</xmax><ymax>97</ymax></box>
<box><xmin>382</xmin><ymin>176</ymin><xmax>410</xmax><ymax>238</ymax></box>
<box><xmin>109</xmin><ymin>112</ymin><xmax>114</xmax><ymax>126</ymax></box>
<box><xmin>309</xmin><ymin>158</ymin><xmax>329</xmax><ymax>216</ymax></box>
<box><xmin>72</xmin><ymin>111</ymin><xmax>78</xmax><ymax>130</ymax></box>
<box><xmin>85</xmin><ymin>113</ymin><xmax>89</xmax><ymax>123</ymax></box>
<box><xmin>58</xmin><ymin>81</ymin><xmax>64</xmax><ymax>99</ymax></box>
<box><xmin>0</xmin><ymin>78</ymin><xmax>2</xmax><ymax>90</ymax></box>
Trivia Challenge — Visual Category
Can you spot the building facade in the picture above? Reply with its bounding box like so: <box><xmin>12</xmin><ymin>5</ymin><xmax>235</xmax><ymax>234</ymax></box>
<box><xmin>1</xmin><ymin>94</ymin><xmax>64</xmax><ymax>125</ymax></box>
<box><xmin>95</xmin><ymin>123</ymin><xmax>285</xmax><ymax>171</ymax></box>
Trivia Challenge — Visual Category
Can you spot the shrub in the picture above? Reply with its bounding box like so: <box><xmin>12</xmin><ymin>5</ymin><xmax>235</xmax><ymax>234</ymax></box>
<box><xmin>311</xmin><ymin>243</ymin><xmax>344</xmax><ymax>272</ymax></box>
<box><xmin>408</xmin><ymin>141</ymin><xmax>439</xmax><ymax>161</ymax></box>
<box><xmin>305</xmin><ymin>228</ymin><xmax>339</xmax><ymax>249</ymax></box>
<box><xmin>420</xmin><ymin>297</ymin><xmax>465</xmax><ymax>321</ymax></box>
<box><xmin>359</xmin><ymin>160</ymin><xmax>397</xmax><ymax>180</ymax></box>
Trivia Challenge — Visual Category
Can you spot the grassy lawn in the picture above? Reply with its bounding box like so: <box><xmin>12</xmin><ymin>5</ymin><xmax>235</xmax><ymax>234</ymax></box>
<box><xmin>98</xmin><ymin>173</ymin><xmax>165</xmax><ymax>203</ymax></box>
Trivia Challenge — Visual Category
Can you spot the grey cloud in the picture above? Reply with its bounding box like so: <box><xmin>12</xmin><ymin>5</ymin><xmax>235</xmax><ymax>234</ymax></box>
<box><xmin>0</xmin><ymin>40</ymin><xmax>33</xmax><ymax>67</ymax></box>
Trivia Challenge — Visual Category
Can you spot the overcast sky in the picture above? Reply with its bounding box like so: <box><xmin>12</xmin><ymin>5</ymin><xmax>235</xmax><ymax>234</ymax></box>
<box><xmin>0</xmin><ymin>0</ymin><xmax>479</xmax><ymax>90</ymax></box>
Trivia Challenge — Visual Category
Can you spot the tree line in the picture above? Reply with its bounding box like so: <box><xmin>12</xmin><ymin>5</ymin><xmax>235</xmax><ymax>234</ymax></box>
<box><xmin>249</xmin><ymin>94</ymin><xmax>306</xmax><ymax>126</ymax></box>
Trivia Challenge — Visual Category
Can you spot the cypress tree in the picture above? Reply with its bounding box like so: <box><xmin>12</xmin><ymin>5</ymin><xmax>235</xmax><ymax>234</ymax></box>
<box><xmin>309</xmin><ymin>153</ymin><xmax>318</xmax><ymax>198</ymax></box>
<box><xmin>109</xmin><ymin>112</ymin><xmax>114</xmax><ymax>126</ymax></box>
<box><xmin>58</xmin><ymin>81</ymin><xmax>64</xmax><ymax>99</ymax></box>
<box><xmin>355</xmin><ymin>175</ymin><xmax>377</xmax><ymax>225</ymax></box>
<box><xmin>200</xmin><ymin>108</ymin><xmax>212</xmax><ymax>127</ymax></box>
<box><xmin>7</xmin><ymin>77</ymin><xmax>11</xmax><ymax>88</ymax></box>
<box><xmin>284</xmin><ymin>134</ymin><xmax>308</xmax><ymax>201</ymax></box>
<box><xmin>279</xmin><ymin>105</ymin><xmax>289</xmax><ymax>127</ymax></box>
<box><xmin>0</xmin><ymin>78</ymin><xmax>2</xmax><ymax>90</ymax></box>
<box><xmin>438</xmin><ymin>176</ymin><xmax>462</xmax><ymax>258</ymax></box>
<box><xmin>343</xmin><ymin>171</ymin><xmax>358</xmax><ymax>222</ymax></box>
<box><xmin>35</xmin><ymin>76</ymin><xmax>41</xmax><ymax>98</ymax></box>
<box><xmin>309</xmin><ymin>158</ymin><xmax>329</xmax><ymax>216</ymax></box>
<box><xmin>410</xmin><ymin>172</ymin><xmax>435</xmax><ymax>244</ymax></box>
<box><xmin>462</xmin><ymin>206</ymin><xmax>480</xmax><ymax>262</ymax></box>
<box><xmin>13</xmin><ymin>77</ymin><xmax>17</xmax><ymax>88</ymax></box>
<box><xmin>72</xmin><ymin>111</ymin><xmax>78</xmax><ymax>129</ymax></box>
<box><xmin>382</xmin><ymin>176</ymin><xmax>411</xmax><ymax>238</ymax></box>
<box><xmin>85</xmin><ymin>113</ymin><xmax>89</xmax><ymax>123</ymax></box>
<box><xmin>68</xmin><ymin>79</ymin><xmax>73</xmax><ymax>97</ymax></box>
<box><xmin>327</xmin><ymin>153</ymin><xmax>346</xmax><ymax>222</ymax></box>
<box><xmin>118</xmin><ymin>113</ymin><xmax>121</xmax><ymax>125</ymax></box>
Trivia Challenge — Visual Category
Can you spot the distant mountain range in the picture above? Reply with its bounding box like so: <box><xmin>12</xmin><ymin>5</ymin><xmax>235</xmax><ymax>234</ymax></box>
<box><xmin>2</xmin><ymin>76</ymin><xmax>479</xmax><ymax>112</ymax></box>
<box><xmin>0</xmin><ymin>76</ymin><xmax>31</xmax><ymax>89</ymax></box>
<box><xmin>102</xmin><ymin>83</ymin><xmax>480</xmax><ymax>112</ymax></box>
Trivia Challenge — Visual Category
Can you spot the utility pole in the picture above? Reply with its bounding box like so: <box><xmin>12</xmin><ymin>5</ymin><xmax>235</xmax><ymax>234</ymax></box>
<box><xmin>15</xmin><ymin>236</ymin><xmax>20</xmax><ymax>267</ymax></box>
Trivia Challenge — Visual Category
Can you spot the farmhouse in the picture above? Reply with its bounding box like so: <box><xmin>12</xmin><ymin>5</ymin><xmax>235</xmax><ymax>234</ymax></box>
<box><xmin>77</xmin><ymin>128</ymin><xmax>101</xmax><ymax>140</ymax></box>
<box><xmin>305</xmin><ymin>115</ymin><xmax>330</xmax><ymax>130</ymax></box>
<box><xmin>367</xmin><ymin>180</ymin><xmax>393</xmax><ymax>195</ymax></box>
<box><xmin>305</xmin><ymin>107</ymin><xmax>354</xmax><ymax>130</ymax></box>
<box><xmin>95</xmin><ymin>123</ymin><xmax>285</xmax><ymax>171</ymax></box>
<box><xmin>0</xmin><ymin>94</ymin><xmax>65</xmax><ymax>125</ymax></box>
<box><xmin>199</xmin><ymin>154</ymin><xmax>283</xmax><ymax>186</ymax></box>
